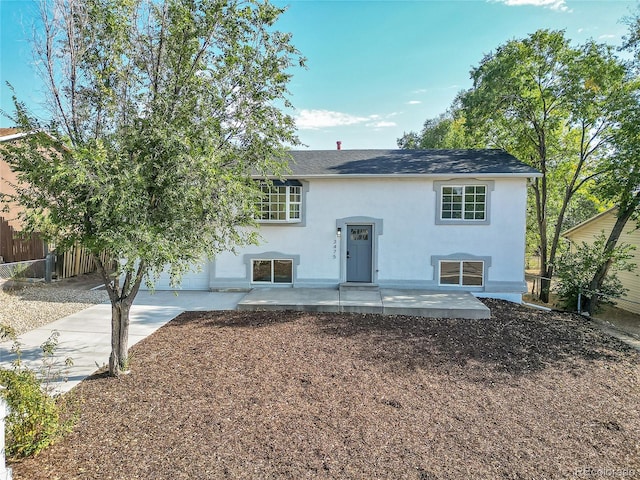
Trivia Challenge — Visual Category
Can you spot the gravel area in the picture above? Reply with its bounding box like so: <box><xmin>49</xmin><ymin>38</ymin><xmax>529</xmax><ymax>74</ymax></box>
<box><xmin>10</xmin><ymin>299</ymin><xmax>640</xmax><ymax>479</ymax></box>
<box><xmin>0</xmin><ymin>280</ymin><xmax>108</xmax><ymax>335</ymax></box>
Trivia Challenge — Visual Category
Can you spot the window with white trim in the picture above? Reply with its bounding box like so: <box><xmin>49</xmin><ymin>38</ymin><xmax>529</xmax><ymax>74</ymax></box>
<box><xmin>252</xmin><ymin>259</ymin><xmax>293</xmax><ymax>284</ymax></box>
<box><xmin>441</xmin><ymin>185</ymin><xmax>486</xmax><ymax>221</ymax></box>
<box><xmin>439</xmin><ymin>260</ymin><xmax>484</xmax><ymax>286</ymax></box>
<box><xmin>258</xmin><ymin>181</ymin><xmax>301</xmax><ymax>222</ymax></box>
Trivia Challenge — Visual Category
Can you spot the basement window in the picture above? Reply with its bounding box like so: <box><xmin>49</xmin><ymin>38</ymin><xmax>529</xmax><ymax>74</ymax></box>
<box><xmin>252</xmin><ymin>259</ymin><xmax>293</xmax><ymax>284</ymax></box>
<box><xmin>439</xmin><ymin>260</ymin><xmax>484</xmax><ymax>287</ymax></box>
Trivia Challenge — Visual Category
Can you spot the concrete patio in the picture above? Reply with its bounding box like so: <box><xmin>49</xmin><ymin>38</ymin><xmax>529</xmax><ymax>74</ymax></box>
<box><xmin>237</xmin><ymin>287</ymin><xmax>491</xmax><ymax>319</ymax></box>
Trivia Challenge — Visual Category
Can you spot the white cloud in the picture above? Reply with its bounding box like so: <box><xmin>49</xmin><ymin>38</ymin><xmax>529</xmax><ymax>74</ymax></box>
<box><xmin>495</xmin><ymin>0</ymin><xmax>570</xmax><ymax>12</ymax></box>
<box><xmin>406</xmin><ymin>100</ymin><xmax>422</xmax><ymax>105</ymax></box>
<box><xmin>599</xmin><ymin>34</ymin><xmax>616</xmax><ymax>39</ymax></box>
<box><xmin>295</xmin><ymin>109</ymin><xmax>396</xmax><ymax>130</ymax></box>
<box><xmin>295</xmin><ymin>109</ymin><xmax>369</xmax><ymax>130</ymax></box>
<box><xmin>410</xmin><ymin>85</ymin><xmax>459</xmax><ymax>96</ymax></box>
<box><xmin>367</xmin><ymin>121</ymin><xmax>397</xmax><ymax>128</ymax></box>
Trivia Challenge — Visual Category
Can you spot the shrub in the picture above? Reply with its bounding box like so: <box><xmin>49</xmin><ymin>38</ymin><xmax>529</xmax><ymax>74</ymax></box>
<box><xmin>0</xmin><ymin>368</ymin><xmax>62</xmax><ymax>458</ymax></box>
<box><xmin>553</xmin><ymin>233</ymin><xmax>635</xmax><ymax>312</ymax></box>
<box><xmin>0</xmin><ymin>327</ymin><xmax>74</xmax><ymax>459</ymax></box>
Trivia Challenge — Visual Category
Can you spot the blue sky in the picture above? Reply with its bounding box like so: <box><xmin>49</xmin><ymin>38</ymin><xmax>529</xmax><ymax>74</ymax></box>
<box><xmin>1</xmin><ymin>0</ymin><xmax>638</xmax><ymax>149</ymax></box>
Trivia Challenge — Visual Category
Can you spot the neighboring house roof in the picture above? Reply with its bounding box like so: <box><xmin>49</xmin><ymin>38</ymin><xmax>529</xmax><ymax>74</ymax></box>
<box><xmin>0</xmin><ymin>128</ymin><xmax>24</xmax><ymax>142</ymax></box>
<box><xmin>562</xmin><ymin>207</ymin><xmax>619</xmax><ymax>238</ymax></box>
<box><xmin>280</xmin><ymin>149</ymin><xmax>540</xmax><ymax>178</ymax></box>
<box><xmin>561</xmin><ymin>207</ymin><xmax>640</xmax><ymax>316</ymax></box>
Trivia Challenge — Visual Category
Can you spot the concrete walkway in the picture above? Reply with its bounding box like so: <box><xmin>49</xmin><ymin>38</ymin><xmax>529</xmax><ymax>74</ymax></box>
<box><xmin>0</xmin><ymin>291</ymin><xmax>246</xmax><ymax>395</ymax></box>
<box><xmin>588</xmin><ymin>316</ymin><xmax>640</xmax><ymax>352</ymax></box>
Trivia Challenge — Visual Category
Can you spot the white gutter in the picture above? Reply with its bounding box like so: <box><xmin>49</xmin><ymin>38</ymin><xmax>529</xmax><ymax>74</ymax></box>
<box><xmin>255</xmin><ymin>172</ymin><xmax>542</xmax><ymax>180</ymax></box>
<box><xmin>0</xmin><ymin>132</ymin><xmax>30</xmax><ymax>143</ymax></box>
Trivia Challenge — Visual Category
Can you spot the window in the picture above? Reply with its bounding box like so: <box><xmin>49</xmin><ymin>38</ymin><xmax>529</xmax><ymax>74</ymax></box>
<box><xmin>350</xmin><ymin>227</ymin><xmax>369</xmax><ymax>241</ymax></box>
<box><xmin>441</xmin><ymin>185</ymin><xmax>486</xmax><ymax>221</ymax></box>
<box><xmin>439</xmin><ymin>260</ymin><xmax>484</xmax><ymax>286</ymax></box>
<box><xmin>252</xmin><ymin>259</ymin><xmax>293</xmax><ymax>284</ymax></box>
<box><xmin>258</xmin><ymin>180</ymin><xmax>302</xmax><ymax>222</ymax></box>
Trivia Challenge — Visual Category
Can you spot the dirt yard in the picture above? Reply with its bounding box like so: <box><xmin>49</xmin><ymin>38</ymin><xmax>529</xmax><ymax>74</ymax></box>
<box><xmin>9</xmin><ymin>299</ymin><xmax>640</xmax><ymax>479</ymax></box>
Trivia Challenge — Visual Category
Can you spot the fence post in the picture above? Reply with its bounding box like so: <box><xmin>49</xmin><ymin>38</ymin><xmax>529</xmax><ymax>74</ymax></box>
<box><xmin>577</xmin><ymin>290</ymin><xmax>582</xmax><ymax>314</ymax></box>
<box><xmin>0</xmin><ymin>392</ymin><xmax>12</xmax><ymax>480</ymax></box>
<box><xmin>45</xmin><ymin>253</ymin><xmax>54</xmax><ymax>283</ymax></box>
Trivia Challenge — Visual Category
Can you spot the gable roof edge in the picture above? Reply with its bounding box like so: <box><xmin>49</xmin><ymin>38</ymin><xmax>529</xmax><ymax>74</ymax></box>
<box><xmin>562</xmin><ymin>207</ymin><xmax>619</xmax><ymax>238</ymax></box>
<box><xmin>0</xmin><ymin>132</ymin><xmax>31</xmax><ymax>143</ymax></box>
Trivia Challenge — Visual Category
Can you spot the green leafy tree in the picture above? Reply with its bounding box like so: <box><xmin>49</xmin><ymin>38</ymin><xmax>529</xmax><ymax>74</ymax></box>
<box><xmin>562</xmin><ymin>191</ymin><xmax>606</xmax><ymax>231</ymax></box>
<box><xmin>578</xmin><ymin>9</ymin><xmax>640</xmax><ymax>315</ymax></box>
<box><xmin>554</xmin><ymin>233</ymin><xmax>635</xmax><ymax>313</ymax></box>
<box><xmin>461</xmin><ymin>30</ymin><xmax>632</xmax><ymax>303</ymax></box>
<box><xmin>397</xmin><ymin>110</ymin><xmax>473</xmax><ymax>149</ymax></box>
<box><xmin>1</xmin><ymin>0</ymin><xmax>304</xmax><ymax>376</ymax></box>
<box><xmin>582</xmin><ymin>98</ymin><xmax>640</xmax><ymax>314</ymax></box>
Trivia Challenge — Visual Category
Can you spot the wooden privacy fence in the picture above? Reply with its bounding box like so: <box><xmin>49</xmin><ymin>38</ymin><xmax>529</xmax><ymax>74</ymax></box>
<box><xmin>0</xmin><ymin>213</ymin><xmax>109</xmax><ymax>279</ymax></box>
<box><xmin>57</xmin><ymin>245</ymin><xmax>110</xmax><ymax>279</ymax></box>
<box><xmin>0</xmin><ymin>216</ymin><xmax>44</xmax><ymax>263</ymax></box>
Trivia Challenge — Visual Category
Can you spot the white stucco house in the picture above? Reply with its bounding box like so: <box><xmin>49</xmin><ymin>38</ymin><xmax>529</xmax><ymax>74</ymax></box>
<box><xmin>152</xmin><ymin>149</ymin><xmax>540</xmax><ymax>303</ymax></box>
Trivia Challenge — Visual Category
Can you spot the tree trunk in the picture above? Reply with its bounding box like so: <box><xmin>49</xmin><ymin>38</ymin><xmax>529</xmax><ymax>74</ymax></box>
<box><xmin>91</xmin><ymin>254</ymin><xmax>145</xmax><ymax>377</ymax></box>
<box><xmin>540</xmin><ymin>266</ymin><xmax>552</xmax><ymax>304</ymax></box>
<box><xmin>533</xmin><ymin>176</ymin><xmax>553</xmax><ymax>304</ymax></box>
<box><xmin>109</xmin><ymin>299</ymin><xmax>132</xmax><ymax>376</ymax></box>
<box><xmin>585</xmin><ymin>196</ymin><xmax>640</xmax><ymax>315</ymax></box>
<box><xmin>538</xmin><ymin>213</ymin><xmax>553</xmax><ymax>303</ymax></box>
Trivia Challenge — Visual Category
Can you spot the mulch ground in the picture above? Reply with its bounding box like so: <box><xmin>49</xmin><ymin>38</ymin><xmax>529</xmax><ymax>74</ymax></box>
<box><xmin>9</xmin><ymin>299</ymin><xmax>640</xmax><ymax>479</ymax></box>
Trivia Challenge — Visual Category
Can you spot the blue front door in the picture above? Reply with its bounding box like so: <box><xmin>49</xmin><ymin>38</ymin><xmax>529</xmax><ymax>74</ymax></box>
<box><xmin>346</xmin><ymin>225</ymin><xmax>372</xmax><ymax>282</ymax></box>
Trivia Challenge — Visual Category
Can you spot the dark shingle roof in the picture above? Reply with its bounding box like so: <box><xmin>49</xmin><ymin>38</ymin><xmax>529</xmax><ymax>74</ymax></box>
<box><xmin>282</xmin><ymin>149</ymin><xmax>539</xmax><ymax>177</ymax></box>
